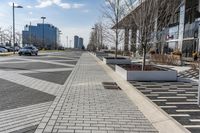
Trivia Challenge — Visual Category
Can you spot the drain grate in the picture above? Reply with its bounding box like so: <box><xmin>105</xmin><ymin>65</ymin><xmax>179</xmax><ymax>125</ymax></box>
<box><xmin>102</xmin><ymin>82</ymin><xmax>121</xmax><ymax>90</ymax></box>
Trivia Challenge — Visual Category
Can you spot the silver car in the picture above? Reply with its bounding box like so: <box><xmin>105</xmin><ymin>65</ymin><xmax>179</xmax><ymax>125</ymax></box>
<box><xmin>18</xmin><ymin>46</ymin><xmax>38</xmax><ymax>56</ymax></box>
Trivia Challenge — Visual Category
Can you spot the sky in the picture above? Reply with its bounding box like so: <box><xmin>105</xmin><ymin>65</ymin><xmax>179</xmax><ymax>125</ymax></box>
<box><xmin>0</xmin><ymin>0</ymin><xmax>105</xmax><ymax>47</ymax></box>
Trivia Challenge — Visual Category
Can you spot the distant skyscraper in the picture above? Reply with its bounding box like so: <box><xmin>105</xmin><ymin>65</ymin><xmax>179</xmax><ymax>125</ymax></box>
<box><xmin>78</xmin><ymin>37</ymin><xmax>84</xmax><ymax>49</ymax></box>
<box><xmin>74</xmin><ymin>35</ymin><xmax>84</xmax><ymax>49</ymax></box>
<box><xmin>74</xmin><ymin>35</ymin><xmax>79</xmax><ymax>48</ymax></box>
<box><xmin>22</xmin><ymin>23</ymin><xmax>60</xmax><ymax>50</ymax></box>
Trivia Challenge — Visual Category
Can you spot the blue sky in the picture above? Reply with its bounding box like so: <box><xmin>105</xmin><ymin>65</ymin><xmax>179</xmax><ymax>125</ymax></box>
<box><xmin>0</xmin><ymin>0</ymin><xmax>105</xmax><ymax>47</ymax></box>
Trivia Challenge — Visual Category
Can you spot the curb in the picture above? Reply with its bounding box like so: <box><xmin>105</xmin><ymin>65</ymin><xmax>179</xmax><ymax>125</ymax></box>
<box><xmin>0</xmin><ymin>52</ymin><xmax>14</xmax><ymax>56</ymax></box>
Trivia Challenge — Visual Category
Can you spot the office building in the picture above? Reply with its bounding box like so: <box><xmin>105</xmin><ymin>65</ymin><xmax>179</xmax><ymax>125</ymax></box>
<box><xmin>114</xmin><ymin>0</ymin><xmax>200</xmax><ymax>57</ymax></box>
<box><xmin>78</xmin><ymin>37</ymin><xmax>84</xmax><ymax>49</ymax></box>
<box><xmin>74</xmin><ymin>35</ymin><xmax>79</xmax><ymax>49</ymax></box>
<box><xmin>74</xmin><ymin>35</ymin><xmax>84</xmax><ymax>49</ymax></box>
<box><xmin>22</xmin><ymin>23</ymin><xmax>60</xmax><ymax>50</ymax></box>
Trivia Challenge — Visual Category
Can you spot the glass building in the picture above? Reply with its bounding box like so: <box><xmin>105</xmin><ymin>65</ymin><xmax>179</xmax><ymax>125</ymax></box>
<box><xmin>74</xmin><ymin>35</ymin><xmax>79</xmax><ymax>49</ymax></box>
<box><xmin>74</xmin><ymin>35</ymin><xmax>84</xmax><ymax>49</ymax></box>
<box><xmin>114</xmin><ymin>0</ymin><xmax>200</xmax><ymax>57</ymax></box>
<box><xmin>78</xmin><ymin>37</ymin><xmax>84</xmax><ymax>49</ymax></box>
<box><xmin>22</xmin><ymin>23</ymin><xmax>60</xmax><ymax>50</ymax></box>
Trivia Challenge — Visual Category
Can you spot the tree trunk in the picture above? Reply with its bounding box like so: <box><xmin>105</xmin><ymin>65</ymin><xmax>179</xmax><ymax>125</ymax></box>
<box><xmin>142</xmin><ymin>46</ymin><xmax>146</xmax><ymax>71</ymax></box>
<box><xmin>115</xmin><ymin>29</ymin><xmax>118</xmax><ymax>59</ymax></box>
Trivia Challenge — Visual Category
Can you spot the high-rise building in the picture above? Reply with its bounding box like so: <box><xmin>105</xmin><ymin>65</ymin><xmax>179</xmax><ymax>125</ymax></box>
<box><xmin>74</xmin><ymin>36</ymin><xmax>84</xmax><ymax>49</ymax></box>
<box><xmin>78</xmin><ymin>37</ymin><xmax>84</xmax><ymax>49</ymax></box>
<box><xmin>74</xmin><ymin>35</ymin><xmax>79</xmax><ymax>49</ymax></box>
<box><xmin>22</xmin><ymin>23</ymin><xmax>60</xmax><ymax>50</ymax></box>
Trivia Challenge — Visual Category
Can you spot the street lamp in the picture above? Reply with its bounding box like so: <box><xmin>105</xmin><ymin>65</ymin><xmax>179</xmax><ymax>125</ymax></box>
<box><xmin>41</xmin><ymin>16</ymin><xmax>46</xmax><ymax>49</ymax></box>
<box><xmin>13</xmin><ymin>3</ymin><xmax>23</xmax><ymax>54</ymax></box>
<box><xmin>66</xmin><ymin>36</ymin><xmax>68</xmax><ymax>48</ymax></box>
<box><xmin>58</xmin><ymin>31</ymin><xmax>62</xmax><ymax>49</ymax></box>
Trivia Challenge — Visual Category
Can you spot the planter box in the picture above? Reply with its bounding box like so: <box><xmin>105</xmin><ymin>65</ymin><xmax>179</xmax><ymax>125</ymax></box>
<box><xmin>103</xmin><ymin>57</ymin><xmax>131</xmax><ymax>64</ymax></box>
<box><xmin>115</xmin><ymin>65</ymin><xmax>177</xmax><ymax>81</ymax></box>
<box><xmin>95</xmin><ymin>52</ymin><xmax>108</xmax><ymax>57</ymax></box>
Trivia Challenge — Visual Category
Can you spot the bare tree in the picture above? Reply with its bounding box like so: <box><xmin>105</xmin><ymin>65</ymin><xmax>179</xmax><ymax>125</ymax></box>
<box><xmin>102</xmin><ymin>0</ymin><xmax>126</xmax><ymax>58</ymax></box>
<box><xmin>87</xmin><ymin>30</ymin><xmax>96</xmax><ymax>51</ymax></box>
<box><xmin>125</xmin><ymin>0</ymin><xmax>182</xmax><ymax>70</ymax></box>
<box><xmin>15</xmin><ymin>32</ymin><xmax>22</xmax><ymax>46</ymax></box>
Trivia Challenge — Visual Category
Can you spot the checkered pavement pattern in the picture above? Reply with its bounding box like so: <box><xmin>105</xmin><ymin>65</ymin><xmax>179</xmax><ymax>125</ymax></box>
<box><xmin>0</xmin><ymin>51</ymin><xmax>81</xmax><ymax>133</ymax></box>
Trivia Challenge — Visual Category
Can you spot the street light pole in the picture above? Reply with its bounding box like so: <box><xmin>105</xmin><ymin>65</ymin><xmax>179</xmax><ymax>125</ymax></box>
<box><xmin>41</xmin><ymin>16</ymin><xmax>46</xmax><ymax>49</ymax></box>
<box><xmin>66</xmin><ymin>36</ymin><xmax>68</xmax><ymax>48</ymax></box>
<box><xmin>12</xmin><ymin>3</ymin><xmax>23</xmax><ymax>54</ymax></box>
<box><xmin>13</xmin><ymin>3</ymin><xmax>15</xmax><ymax>54</ymax></box>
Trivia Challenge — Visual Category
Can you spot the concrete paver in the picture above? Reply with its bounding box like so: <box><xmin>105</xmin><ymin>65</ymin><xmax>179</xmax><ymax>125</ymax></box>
<box><xmin>35</xmin><ymin>53</ymin><xmax>158</xmax><ymax>133</ymax></box>
<box><xmin>0</xmin><ymin>51</ymin><xmax>81</xmax><ymax>133</ymax></box>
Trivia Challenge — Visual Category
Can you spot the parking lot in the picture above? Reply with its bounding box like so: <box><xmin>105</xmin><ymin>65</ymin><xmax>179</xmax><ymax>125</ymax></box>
<box><xmin>0</xmin><ymin>51</ymin><xmax>82</xmax><ymax>133</ymax></box>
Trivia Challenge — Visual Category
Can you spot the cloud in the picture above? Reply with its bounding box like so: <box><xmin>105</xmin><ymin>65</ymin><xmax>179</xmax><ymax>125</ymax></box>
<box><xmin>35</xmin><ymin>0</ymin><xmax>53</xmax><ymax>8</ymax></box>
<box><xmin>59</xmin><ymin>3</ymin><xmax>71</xmax><ymax>9</ymax></box>
<box><xmin>8</xmin><ymin>2</ymin><xmax>19</xmax><ymax>6</ymax></box>
<box><xmin>35</xmin><ymin>0</ymin><xmax>85</xmax><ymax>9</ymax></box>
<box><xmin>8</xmin><ymin>2</ymin><xmax>13</xmax><ymax>6</ymax></box>
<box><xmin>72</xmin><ymin>3</ymin><xmax>84</xmax><ymax>9</ymax></box>
<box><xmin>26</xmin><ymin>5</ymin><xmax>33</xmax><ymax>8</ymax></box>
<box><xmin>52</xmin><ymin>0</ymin><xmax>61</xmax><ymax>4</ymax></box>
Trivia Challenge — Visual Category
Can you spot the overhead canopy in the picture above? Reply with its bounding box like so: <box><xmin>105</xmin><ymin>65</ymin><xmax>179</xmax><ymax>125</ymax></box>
<box><xmin>112</xmin><ymin>0</ymin><xmax>182</xmax><ymax>29</ymax></box>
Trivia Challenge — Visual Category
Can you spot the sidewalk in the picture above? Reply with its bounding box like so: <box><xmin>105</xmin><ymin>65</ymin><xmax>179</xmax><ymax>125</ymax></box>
<box><xmin>35</xmin><ymin>53</ymin><xmax>157</xmax><ymax>133</ymax></box>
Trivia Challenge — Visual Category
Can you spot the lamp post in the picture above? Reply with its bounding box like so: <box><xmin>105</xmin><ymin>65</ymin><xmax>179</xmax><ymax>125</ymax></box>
<box><xmin>41</xmin><ymin>16</ymin><xmax>46</xmax><ymax>49</ymax></box>
<box><xmin>58</xmin><ymin>31</ymin><xmax>62</xmax><ymax>49</ymax></box>
<box><xmin>66</xmin><ymin>36</ymin><xmax>68</xmax><ymax>48</ymax></box>
<box><xmin>13</xmin><ymin>3</ymin><xmax>23</xmax><ymax>54</ymax></box>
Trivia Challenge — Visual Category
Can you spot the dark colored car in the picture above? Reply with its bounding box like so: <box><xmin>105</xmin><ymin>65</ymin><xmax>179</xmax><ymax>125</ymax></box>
<box><xmin>18</xmin><ymin>46</ymin><xmax>38</xmax><ymax>56</ymax></box>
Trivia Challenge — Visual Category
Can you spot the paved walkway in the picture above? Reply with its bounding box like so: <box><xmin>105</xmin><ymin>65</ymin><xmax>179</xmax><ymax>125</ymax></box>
<box><xmin>35</xmin><ymin>53</ymin><xmax>157</xmax><ymax>133</ymax></box>
<box><xmin>0</xmin><ymin>51</ymin><xmax>80</xmax><ymax>133</ymax></box>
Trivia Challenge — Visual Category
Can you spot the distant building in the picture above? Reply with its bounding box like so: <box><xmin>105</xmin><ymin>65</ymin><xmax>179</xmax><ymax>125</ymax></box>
<box><xmin>74</xmin><ymin>36</ymin><xmax>84</xmax><ymax>49</ymax></box>
<box><xmin>74</xmin><ymin>35</ymin><xmax>79</xmax><ymax>49</ymax></box>
<box><xmin>22</xmin><ymin>23</ymin><xmax>60</xmax><ymax>50</ymax></box>
<box><xmin>78</xmin><ymin>37</ymin><xmax>84</xmax><ymax>49</ymax></box>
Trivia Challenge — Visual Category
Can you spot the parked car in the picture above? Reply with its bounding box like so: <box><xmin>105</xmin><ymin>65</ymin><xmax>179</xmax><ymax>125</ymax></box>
<box><xmin>0</xmin><ymin>47</ymin><xmax>8</xmax><ymax>53</ymax></box>
<box><xmin>5</xmin><ymin>46</ymin><xmax>14</xmax><ymax>52</ymax></box>
<box><xmin>18</xmin><ymin>46</ymin><xmax>38</xmax><ymax>56</ymax></box>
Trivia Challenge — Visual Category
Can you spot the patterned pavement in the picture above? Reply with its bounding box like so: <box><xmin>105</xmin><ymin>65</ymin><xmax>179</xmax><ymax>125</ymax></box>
<box><xmin>130</xmin><ymin>81</ymin><xmax>200</xmax><ymax>133</ymax></box>
<box><xmin>96</xmin><ymin>52</ymin><xmax>200</xmax><ymax>133</ymax></box>
<box><xmin>178</xmin><ymin>69</ymin><xmax>199</xmax><ymax>80</ymax></box>
<box><xmin>0</xmin><ymin>51</ymin><xmax>81</xmax><ymax>133</ymax></box>
<box><xmin>35</xmin><ymin>53</ymin><xmax>157</xmax><ymax>133</ymax></box>
<box><xmin>3</xmin><ymin>51</ymin><xmax>200</xmax><ymax>133</ymax></box>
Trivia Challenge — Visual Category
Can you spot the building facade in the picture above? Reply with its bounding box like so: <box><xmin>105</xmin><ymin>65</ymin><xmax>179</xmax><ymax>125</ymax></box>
<box><xmin>74</xmin><ymin>35</ymin><xmax>79</xmax><ymax>49</ymax></box>
<box><xmin>116</xmin><ymin>0</ymin><xmax>200</xmax><ymax>57</ymax></box>
<box><xmin>78</xmin><ymin>37</ymin><xmax>84</xmax><ymax>49</ymax></box>
<box><xmin>74</xmin><ymin>35</ymin><xmax>84</xmax><ymax>49</ymax></box>
<box><xmin>22</xmin><ymin>23</ymin><xmax>60</xmax><ymax>50</ymax></box>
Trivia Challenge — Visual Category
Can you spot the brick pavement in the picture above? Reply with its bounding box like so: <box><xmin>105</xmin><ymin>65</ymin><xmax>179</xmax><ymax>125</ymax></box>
<box><xmin>35</xmin><ymin>53</ymin><xmax>158</xmax><ymax>133</ymax></box>
<box><xmin>0</xmin><ymin>51</ymin><xmax>80</xmax><ymax>132</ymax></box>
